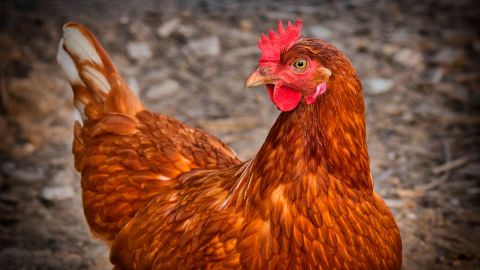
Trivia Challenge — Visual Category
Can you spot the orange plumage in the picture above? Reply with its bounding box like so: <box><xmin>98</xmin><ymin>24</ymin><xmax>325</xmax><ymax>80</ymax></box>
<box><xmin>58</xmin><ymin>20</ymin><xmax>401</xmax><ymax>269</ymax></box>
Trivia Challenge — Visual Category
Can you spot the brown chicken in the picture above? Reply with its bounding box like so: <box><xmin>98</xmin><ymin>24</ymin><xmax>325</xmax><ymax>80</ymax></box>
<box><xmin>57</xmin><ymin>19</ymin><xmax>401</xmax><ymax>269</ymax></box>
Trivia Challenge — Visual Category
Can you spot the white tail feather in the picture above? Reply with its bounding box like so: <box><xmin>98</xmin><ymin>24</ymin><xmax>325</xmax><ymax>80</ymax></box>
<box><xmin>82</xmin><ymin>65</ymin><xmax>110</xmax><ymax>93</ymax></box>
<box><xmin>62</xmin><ymin>26</ymin><xmax>102</xmax><ymax>66</ymax></box>
<box><xmin>57</xmin><ymin>22</ymin><xmax>143</xmax><ymax>121</ymax></box>
<box><xmin>57</xmin><ymin>39</ymin><xmax>84</xmax><ymax>86</ymax></box>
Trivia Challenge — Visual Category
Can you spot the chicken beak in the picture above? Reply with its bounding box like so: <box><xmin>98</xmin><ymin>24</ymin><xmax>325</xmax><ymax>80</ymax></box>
<box><xmin>244</xmin><ymin>69</ymin><xmax>276</xmax><ymax>88</ymax></box>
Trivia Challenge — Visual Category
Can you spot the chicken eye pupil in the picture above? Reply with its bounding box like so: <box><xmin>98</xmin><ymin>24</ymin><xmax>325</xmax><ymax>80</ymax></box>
<box><xmin>294</xmin><ymin>59</ymin><xmax>307</xmax><ymax>70</ymax></box>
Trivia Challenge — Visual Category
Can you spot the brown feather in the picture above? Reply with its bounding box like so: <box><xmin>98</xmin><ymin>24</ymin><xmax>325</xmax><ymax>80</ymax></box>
<box><xmin>59</xmin><ymin>23</ymin><xmax>401</xmax><ymax>269</ymax></box>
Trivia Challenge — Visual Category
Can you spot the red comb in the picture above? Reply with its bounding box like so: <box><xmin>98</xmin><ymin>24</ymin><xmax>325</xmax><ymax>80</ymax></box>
<box><xmin>258</xmin><ymin>19</ymin><xmax>303</xmax><ymax>63</ymax></box>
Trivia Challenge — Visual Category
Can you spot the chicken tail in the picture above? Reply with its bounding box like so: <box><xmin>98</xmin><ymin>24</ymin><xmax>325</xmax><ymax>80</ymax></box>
<box><xmin>57</xmin><ymin>22</ymin><xmax>143</xmax><ymax>122</ymax></box>
<box><xmin>57</xmin><ymin>22</ymin><xmax>149</xmax><ymax>242</ymax></box>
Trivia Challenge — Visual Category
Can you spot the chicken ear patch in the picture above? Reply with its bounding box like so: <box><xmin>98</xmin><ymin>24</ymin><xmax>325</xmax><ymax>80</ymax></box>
<box><xmin>273</xmin><ymin>84</ymin><xmax>302</xmax><ymax>112</ymax></box>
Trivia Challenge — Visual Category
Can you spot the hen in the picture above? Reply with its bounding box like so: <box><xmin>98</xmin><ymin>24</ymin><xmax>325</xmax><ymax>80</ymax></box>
<box><xmin>58</xmin><ymin>19</ymin><xmax>401</xmax><ymax>269</ymax></box>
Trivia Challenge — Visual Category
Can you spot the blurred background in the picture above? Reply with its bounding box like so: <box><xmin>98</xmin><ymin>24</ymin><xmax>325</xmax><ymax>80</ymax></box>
<box><xmin>0</xmin><ymin>0</ymin><xmax>479</xmax><ymax>269</ymax></box>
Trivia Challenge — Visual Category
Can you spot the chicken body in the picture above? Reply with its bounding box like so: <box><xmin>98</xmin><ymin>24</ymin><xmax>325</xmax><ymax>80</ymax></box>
<box><xmin>58</xmin><ymin>21</ymin><xmax>401</xmax><ymax>269</ymax></box>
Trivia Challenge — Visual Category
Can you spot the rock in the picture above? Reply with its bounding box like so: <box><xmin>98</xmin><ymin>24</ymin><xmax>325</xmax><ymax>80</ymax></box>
<box><xmin>393</xmin><ymin>48</ymin><xmax>424</xmax><ymax>68</ymax></box>
<box><xmin>390</xmin><ymin>28</ymin><xmax>411</xmax><ymax>44</ymax></box>
<box><xmin>9</xmin><ymin>167</ymin><xmax>45</xmax><ymax>183</ymax></box>
<box><xmin>177</xmin><ymin>25</ymin><xmax>196</xmax><ymax>38</ymax></box>
<box><xmin>308</xmin><ymin>25</ymin><xmax>332</xmax><ymax>40</ymax></box>
<box><xmin>406</xmin><ymin>212</ymin><xmax>417</xmax><ymax>220</ymax></box>
<box><xmin>145</xmin><ymin>79</ymin><xmax>180</xmax><ymax>100</ymax></box>
<box><xmin>143</xmin><ymin>69</ymin><xmax>171</xmax><ymax>85</ymax></box>
<box><xmin>126</xmin><ymin>41</ymin><xmax>153</xmax><ymax>61</ymax></box>
<box><xmin>186</xmin><ymin>36</ymin><xmax>221</xmax><ymax>57</ymax></box>
<box><xmin>401</xmin><ymin>111</ymin><xmax>415</xmax><ymax>124</ymax></box>
<box><xmin>119</xmin><ymin>16</ymin><xmax>130</xmax><ymax>25</ymax></box>
<box><xmin>156</xmin><ymin>18</ymin><xmax>181</xmax><ymax>38</ymax></box>
<box><xmin>449</xmin><ymin>197</ymin><xmax>460</xmax><ymax>206</ymax></box>
<box><xmin>387</xmin><ymin>151</ymin><xmax>397</xmax><ymax>160</ymax></box>
<box><xmin>351</xmin><ymin>37</ymin><xmax>369</xmax><ymax>51</ymax></box>
<box><xmin>52</xmin><ymin>168</ymin><xmax>76</xmax><ymax>185</ymax></box>
<box><xmin>381</xmin><ymin>44</ymin><xmax>400</xmax><ymax>58</ymax></box>
<box><xmin>364</xmin><ymin>78</ymin><xmax>394</xmax><ymax>95</ymax></box>
<box><xmin>238</xmin><ymin>19</ymin><xmax>253</xmax><ymax>31</ymax></box>
<box><xmin>429</xmin><ymin>68</ymin><xmax>445</xmax><ymax>84</ymax></box>
<box><xmin>432</xmin><ymin>47</ymin><xmax>465</xmax><ymax>67</ymax></box>
<box><xmin>384</xmin><ymin>199</ymin><xmax>405</xmax><ymax>208</ymax></box>
<box><xmin>40</xmin><ymin>185</ymin><xmax>75</xmax><ymax>201</ymax></box>
<box><xmin>128</xmin><ymin>20</ymin><xmax>152</xmax><ymax>41</ymax></box>
<box><xmin>383</xmin><ymin>103</ymin><xmax>404</xmax><ymax>116</ymax></box>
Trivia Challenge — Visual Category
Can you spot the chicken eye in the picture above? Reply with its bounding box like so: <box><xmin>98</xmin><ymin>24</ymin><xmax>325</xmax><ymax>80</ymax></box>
<box><xmin>292</xmin><ymin>59</ymin><xmax>308</xmax><ymax>70</ymax></box>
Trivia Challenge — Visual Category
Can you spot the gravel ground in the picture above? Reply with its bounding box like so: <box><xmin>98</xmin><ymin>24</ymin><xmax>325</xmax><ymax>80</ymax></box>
<box><xmin>0</xmin><ymin>0</ymin><xmax>479</xmax><ymax>269</ymax></box>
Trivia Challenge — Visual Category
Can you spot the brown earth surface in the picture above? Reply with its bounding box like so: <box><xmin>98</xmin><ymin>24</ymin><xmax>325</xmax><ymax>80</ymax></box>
<box><xmin>0</xmin><ymin>0</ymin><xmax>479</xmax><ymax>269</ymax></box>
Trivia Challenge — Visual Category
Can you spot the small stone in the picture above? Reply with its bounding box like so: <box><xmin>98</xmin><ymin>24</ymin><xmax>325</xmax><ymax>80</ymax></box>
<box><xmin>145</xmin><ymin>79</ymin><xmax>180</xmax><ymax>100</ymax></box>
<box><xmin>387</xmin><ymin>152</ymin><xmax>397</xmax><ymax>160</ymax></box>
<box><xmin>351</xmin><ymin>37</ymin><xmax>369</xmax><ymax>51</ymax></box>
<box><xmin>383</xmin><ymin>103</ymin><xmax>403</xmax><ymax>116</ymax></box>
<box><xmin>156</xmin><ymin>18</ymin><xmax>181</xmax><ymax>38</ymax></box>
<box><xmin>432</xmin><ymin>47</ymin><xmax>465</xmax><ymax>67</ymax></box>
<box><xmin>143</xmin><ymin>69</ymin><xmax>171</xmax><ymax>85</ymax></box>
<box><xmin>177</xmin><ymin>25</ymin><xmax>196</xmax><ymax>38</ymax></box>
<box><xmin>238</xmin><ymin>19</ymin><xmax>253</xmax><ymax>31</ymax></box>
<box><xmin>308</xmin><ymin>25</ymin><xmax>332</xmax><ymax>40</ymax></box>
<box><xmin>401</xmin><ymin>111</ymin><xmax>415</xmax><ymax>123</ymax></box>
<box><xmin>393</xmin><ymin>48</ymin><xmax>424</xmax><ymax>68</ymax></box>
<box><xmin>10</xmin><ymin>167</ymin><xmax>45</xmax><ymax>183</ymax></box>
<box><xmin>128</xmin><ymin>20</ymin><xmax>152</xmax><ymax>41</ymax></box>
<box><xmin>40</xmin><ymin>185</ymin><xmax>75</xmax><ymax>201</ymax></box>
<box><xmin>186</xmin><ymin>36</ymin><xmax>221</xmax><ymax>57</ymax></box>
<box><xmin>390</xmin><ymin>28</ymin><xmax>411</xmax><ymax>44</ymax></box>
<box><xmin>406</xmin><ymin>212</ymin><xmax>417</xmax><ymax>220</ymax></box>
<box><xmin>384</xmin><ymin>199</ymin><xmax>404</xmax><ymax>208</ymax></box>
<box><xmin>381</xmin><ymin>44</ymin><xmax>399</xmax><ymax>58</ymax></box>
<box><xmin>52</xmin><ymin>168</ymin><xmax>76</xmax><ymax>185</ymax></box>
<box><xmin>449</xmin><ymin>197</ymin><xmax>460</xmax><ymax>206</ymax></box>
<box><xmin>126</xmin><ymin>41</ymin><xmax>153</xmax><ymax>61</ymax></box>
<box><xmin>119</xmin><ymin>16</ymin><xmax>130</xmax><ymax>25</ymax></box>
<box><xmin>429</xmin><ymin>68</ymin><xmax>445</xmax><ymax>84</ymax></box>
<box><xmin>13</xmin><ymin>143</ymin><xmax>36</xmax><ymax>157</ymax></box>
<box><xmin>364</xmin><ymin>78</ymin><xmax>394</xmax><ymax>95</ymax></box>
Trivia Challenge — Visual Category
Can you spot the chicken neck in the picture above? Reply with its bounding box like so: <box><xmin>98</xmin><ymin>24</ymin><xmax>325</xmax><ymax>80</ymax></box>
<box><xmin>250</xmin><ymin>75</ymin><xmax>373</xmax><ymax>199</ymax></box>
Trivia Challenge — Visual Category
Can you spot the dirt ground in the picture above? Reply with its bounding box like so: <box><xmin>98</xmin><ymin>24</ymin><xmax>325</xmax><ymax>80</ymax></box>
<box><xmin>0</xmin><ymin>0</ymin><xmax>479</xmax><ymax>269</ymax></box>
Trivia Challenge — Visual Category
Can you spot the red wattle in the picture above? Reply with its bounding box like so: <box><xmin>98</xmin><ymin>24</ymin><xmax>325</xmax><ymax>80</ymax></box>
<box><xmin>272</xmin><ymin>84</ymin><xmax>302</xmax><ymax>112</ymax></box>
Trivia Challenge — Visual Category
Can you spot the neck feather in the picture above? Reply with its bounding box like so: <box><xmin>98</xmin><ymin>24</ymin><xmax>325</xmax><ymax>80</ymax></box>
<box><xmin>250</xmin><ymin>69</ymin><xmax>372</xmax><ymax>197</ymax></box>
